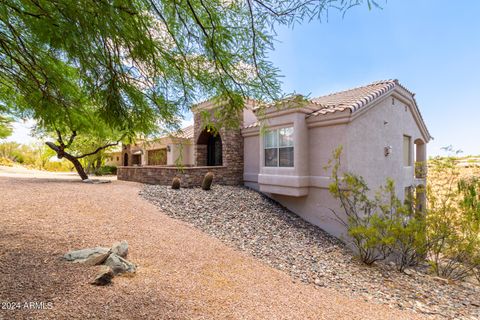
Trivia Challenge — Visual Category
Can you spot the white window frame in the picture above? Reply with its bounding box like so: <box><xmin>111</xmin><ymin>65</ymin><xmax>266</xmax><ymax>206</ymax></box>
<box><xmin>264</xmin><ymin>127</ymin><xmax>294</xmax><ymax>167</ymax></box>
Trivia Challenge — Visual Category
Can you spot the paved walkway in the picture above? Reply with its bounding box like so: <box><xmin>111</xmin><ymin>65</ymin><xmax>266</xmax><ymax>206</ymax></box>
<box><xmin>0</xmin><ymin>169</ymin><xmax>424</xmax><ymax>319</ymax></box>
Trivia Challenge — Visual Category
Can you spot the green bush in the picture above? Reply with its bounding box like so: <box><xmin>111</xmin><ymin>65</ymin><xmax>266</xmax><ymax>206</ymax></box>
<box><xmin>327</xmin><ymin>146</ymin><xmax>480</xmax><ymax>280</ymax></box>
<box><xmin>426</xmin><ymin>155</ymin><xmax>480</xmax><ymax>280</ymax></box>
<box><xmin>327</xmin><ymin>146</ymin><xmax>426</xmax><ymax>270</ymax></box>
<box><xmin>94</xmin><ymin>165</ymin><xmax>117</xmax><ymax>176</ymax></box>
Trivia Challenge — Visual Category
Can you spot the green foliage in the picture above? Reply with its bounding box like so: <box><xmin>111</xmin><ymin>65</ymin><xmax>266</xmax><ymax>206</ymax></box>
<box><xmin>328</xmin><ymin>145</ymin><xmax>480</xmax><ymax>280</ymax></box>
<box><xmin>95</xmin><ymin>165</ymin><xmax>117</xmax><ymax>176</ymax></box>
<box><xmin>0</xmin><ymin>115</ymin><xmax>13</xmax><ymax>139</ymax></box>
<box><xmin>458</xmin><ymin>177</ymin><xmax>480</xmax><ymax>227</ymax></box>
<box><xmin>377</xmin><ymin>181</ymin><xmax>427</xmax><ymax>271</ymax></box>
<box><xmin>327</xmin><ymin>146</ymin><xmax>426</xmax><ymax>269</ymax></box>
<box><xmin>0</xmin><ymin>0</ymin><xmax>377</xmax><ymax>179</ymax></box>
<box><xmin>426</xmin><ymin>152</ymin><xmax>480</xmax><ymax>280</ymax></box>
<box><xmin>0</xmin><ymin>141</ymin><xmax>72</xmax><ymax>171</ymax></box>
<box><xmin>0</xmin><ymin>142</ymin><xmax>24</xmax><ymax>162</ymax></box>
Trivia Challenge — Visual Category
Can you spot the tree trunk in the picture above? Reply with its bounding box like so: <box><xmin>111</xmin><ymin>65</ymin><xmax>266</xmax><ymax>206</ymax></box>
<box><xmin>63</xmin><ymin>153</ymin><xmax>89</xmax><ymax>180</ymax></box>
<box><xmin>94</xmin><ymin>157</ymin><xmax>102</xmax><ymax>175</ymax></box>
<box><xmin>45</xmin><ymin>142</ymin><xmax>89</xmax><ymax>180</ymax></box>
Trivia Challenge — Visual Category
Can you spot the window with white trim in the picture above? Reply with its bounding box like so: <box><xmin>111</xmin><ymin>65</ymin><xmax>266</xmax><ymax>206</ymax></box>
<box><xmin>264</xmin><ymin>127</ymin><xmax>294</xmax><ymax>167</ymax></box>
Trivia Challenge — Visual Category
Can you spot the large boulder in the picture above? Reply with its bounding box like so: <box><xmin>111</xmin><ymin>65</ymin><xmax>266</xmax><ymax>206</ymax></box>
<box><xmin>91</xmin><ymin>266</ymin><xmax>114</xmax><ymax>286</ymax></box>
<box><xmin>63</xmin><ymin>247</ymin><xmax>111</xmax><ymax>266</ymax></box>
<box><xmin>111</xmin><ymin>240</ymin><xmax>128</xmax><ymax>258</ymax></box>
<box><xmin>103</xmin><ymin>253</ymin><xmax>136</xmax><ymax>275</ymax></box>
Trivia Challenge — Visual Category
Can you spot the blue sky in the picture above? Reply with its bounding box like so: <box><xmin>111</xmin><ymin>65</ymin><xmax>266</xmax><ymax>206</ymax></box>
<box><xmin>7</xmin><ymin>1</ymin><xmax>480</xmax><ymax>156</ymax></box>
<box><xmin>268</xmin><ymin>0</ymin><xmax>480</xmax><ymax>156</ymax></box>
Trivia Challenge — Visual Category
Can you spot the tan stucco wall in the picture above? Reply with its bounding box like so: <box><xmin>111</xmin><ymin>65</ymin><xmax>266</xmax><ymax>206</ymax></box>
<box><xmin>122</xmin><ymin>137</ymin><xmax>194</xmax><ymax>167</ymax></box>
<box><xmin>105</xmin><ymin>152</ymin><xmax>122</xmax><ymax>167</ymax></box>
<box><xmin>345</xmin><ymin>95</ymin><xmax>426</xmax><ymax>198</ymax></box>
<box><xmin>243</xmin><ymin>134</ymin><xmax>260</xmax><ymax>185</ymax></box>
<box><xmin>242</xmin><ymin>90</ymin><xmax>428</xmax><ymax>239</ymax></box>
<box><xmin>243</xmin><ymin>108</ymin><xmax>257</xmax><ymax>127</ymax></box>
<box><xmin>167</xmin><ymin>143</ymin><xmax>194</xmax><ymax>166</ymax></box>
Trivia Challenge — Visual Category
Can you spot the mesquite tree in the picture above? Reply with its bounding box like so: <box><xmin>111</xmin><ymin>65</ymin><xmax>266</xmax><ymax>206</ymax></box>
<box><xmin>0</xmin><ymin>0</ymin><xmax>378</xmax><ymax>179</ymax></box>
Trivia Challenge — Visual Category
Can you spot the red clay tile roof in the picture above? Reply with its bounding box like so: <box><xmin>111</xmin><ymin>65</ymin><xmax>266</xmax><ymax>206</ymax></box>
<box><xmin>309</xmin><ymin>80</ymin><xmax>398</xmax><ymax>116</ymax></box>
<box><xmin>244</xmin><ymin>80</ymin><xmax>431</xmax><ymax>140</ymax></box>
<box><xmin>307</xmin><ymin>79</ymin><xmax>431</xmax><ymax>140</ymax></box>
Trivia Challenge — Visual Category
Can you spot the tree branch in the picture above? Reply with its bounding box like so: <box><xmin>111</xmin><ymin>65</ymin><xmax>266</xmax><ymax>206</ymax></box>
<box><xmin>75</xmin><ymin>138</ymin><xmax>124</xmax><ymax>159</ymax></box>
<box><xmin>66</xmin><ymin>130</ymin><xmax>77</xmax><ymax>148</ymax></box>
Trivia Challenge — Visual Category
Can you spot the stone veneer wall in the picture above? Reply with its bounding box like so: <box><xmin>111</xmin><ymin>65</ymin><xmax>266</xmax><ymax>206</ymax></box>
<box><xmin>117</xmin><ymin>105</ymin><xmax>245</xmax><ymax>186</ymax></box>
<box><xmin>193</xmin><ymin>111</ymin><xmax>244</xmax><ymax>184</ymax></box>
<box><xmin>117</xmin><ymin>166</ymin><xmax>242</xmax><ymax>187</ymax></box>
<box><xmin>196</xmin><ymin>144</ymin><xmax>208</xmax><ymax>167</ymax></box>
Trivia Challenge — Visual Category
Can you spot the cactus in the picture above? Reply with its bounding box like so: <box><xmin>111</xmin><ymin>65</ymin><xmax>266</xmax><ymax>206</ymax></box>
<box><xmin>171</xmin><ymin>177</ymin><xmax>181</xmax><ymax>189</ymax></box>
<box><xmin>201</xmin><ymin>172</ymin><xmax>214</xmax><ymax>190</ymax></box>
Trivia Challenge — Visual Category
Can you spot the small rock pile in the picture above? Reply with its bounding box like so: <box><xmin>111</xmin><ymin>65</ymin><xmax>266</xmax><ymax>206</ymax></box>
<box><xmin>63</xmin><ymin>240</ymin><xmax>136</xmax><ymax>285</ymax></box>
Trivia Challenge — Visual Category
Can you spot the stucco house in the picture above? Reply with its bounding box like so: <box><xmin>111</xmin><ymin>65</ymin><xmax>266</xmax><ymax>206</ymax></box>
<box><xmin>120</xmin><ymin>126</ymin><xmax>194</xmax><ymax>167</ymax></box>
<box><xmin>118</xmin><ymin>79</ymin><xmax>431</xmax><ymax>238</ymax></box>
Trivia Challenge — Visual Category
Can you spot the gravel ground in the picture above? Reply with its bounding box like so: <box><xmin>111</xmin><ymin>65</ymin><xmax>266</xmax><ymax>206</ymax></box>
<box><xmin>142</xmin><ymin>184</ymin><xmax>480</xmax><ymax>320</ymax></box>
<box><xmin>0</xmin><ymin>173</ymin><xmax>422</xmax><ymax>320</ymax></box>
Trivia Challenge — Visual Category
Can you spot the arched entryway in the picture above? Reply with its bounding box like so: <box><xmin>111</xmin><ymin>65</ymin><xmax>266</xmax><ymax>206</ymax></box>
<box><xmin>123</xmin><ymin>153</ymin><xmax>129</xmax><ymax>166</ymax></box>
<box><xmin>414</xmin><ymin>138</ymin><xmax>427</xmax><ymax>178</ymax></box>
<box><xmin>197</xmin><ymin>129</ymin><xmax>223</xmax><ymax>166</ymax></box>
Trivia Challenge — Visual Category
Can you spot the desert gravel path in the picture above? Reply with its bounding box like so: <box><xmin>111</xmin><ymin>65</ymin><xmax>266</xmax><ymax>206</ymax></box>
<box><xmin>0</xmin><ymin>172</ymin><xmax>425</xmax><ymax>319</ymax></box>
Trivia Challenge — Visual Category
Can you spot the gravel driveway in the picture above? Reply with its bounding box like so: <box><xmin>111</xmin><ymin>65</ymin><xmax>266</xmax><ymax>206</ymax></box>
<box><xmin>142</xmin><ymin>184</ymin><xmax>480</xmax><ymax>320</ymax></box>
<box><xmin>0</xmin><ymin>174</ymin><xmax>422</xmax><ymax>320</ymax></box>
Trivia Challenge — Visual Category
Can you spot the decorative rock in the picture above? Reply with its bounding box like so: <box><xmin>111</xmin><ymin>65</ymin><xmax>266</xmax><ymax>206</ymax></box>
<box><xmin>104</xmin><ymin>253</ymin><xmax>136</xmax><ymax>275</ymax></box>
<box><xmin>91</xmin><ymin>266</ymin><xmax>114</xmax><ymax>286</ymax></box>
<box><xmin>314</xmin><ymin>278</ymin><xmax>324</xmax><ymax>287</ymax></box>
<box><xmin>111</xmin><ymin>240</ymin><xmax>129</xmax><ymax>258</ymax></box>
<box><xmin>64</xmin><ymin>247</ymin><xmax>110</xmax><ymax>265</ymax></box>
<box><xmin>140</xmin><ymin>184</ymin><xmax>480</xmax><ymax>320</ymax></box>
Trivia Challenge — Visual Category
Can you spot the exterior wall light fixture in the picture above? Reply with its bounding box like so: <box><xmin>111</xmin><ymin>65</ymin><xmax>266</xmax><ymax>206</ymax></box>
<box><xmin>384</xmin><ymin>146</ymin><xmax>392</xmax><ymax>157</ymax></box>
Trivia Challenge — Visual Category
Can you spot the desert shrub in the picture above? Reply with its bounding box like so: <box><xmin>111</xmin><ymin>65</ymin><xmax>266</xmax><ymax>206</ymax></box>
<box><xmin>202</xmin><ymin>172</ymin><xmax>214</xmax><ymax>191</ymax></box>
<box><xmin>327</xmin><ymin>147</ymin><xmax>426</xmax><ymax>268</ymax></box>
<box><xmin>43</xmin><ymin>160</ymin><xmax>73</xmax><ymax>172</ymax></box>
<box><xmin>458</xmin><ymin>177</ymin><xmax>480</xmax><ymax>226</ymax></box>
<box><xmin>171</xmin><ymin>177</ymin><xmax>180</xmax><ymax>189</ymax></box>
<box><xmin>327</xmin><ymin>146</ymin><xmax>480</xmax><ymax>279</ymax></box>
<box><xmin>95</xmin><ymin>165</ymin><xmax>117</xmax><ymax>176</ymax></box>
<box><xmin>377</xmin><ymin>181</ymin><xmax>428</xmax><ymax>271</ymax></box>
<box><xmin>0</xmin><ymin>142</ymin><xmax>24</xmax><ymax>162</ymax></box>
<box><xmin>425</xmin><ymin>151</ymin><xmax>480</xmax><ymax>280</ymax></box>
<box><xmin>0</xmin><ymin>156</ymin><xmax>14</xmax><ymax>166</ymax></box>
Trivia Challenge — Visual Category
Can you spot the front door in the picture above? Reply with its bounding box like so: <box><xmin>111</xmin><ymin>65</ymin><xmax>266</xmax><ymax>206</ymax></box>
<box><xmin>207</xmin><ymin>135</ymin><xmax>222</xmax><ymax>166</ymax></box>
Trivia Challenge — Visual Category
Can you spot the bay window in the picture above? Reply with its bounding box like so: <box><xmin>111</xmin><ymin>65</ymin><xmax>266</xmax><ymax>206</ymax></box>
<box><xmin>264</xmin><ymin>127</ymin><xmax>294</xmax><ymax>167</ymax></box>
